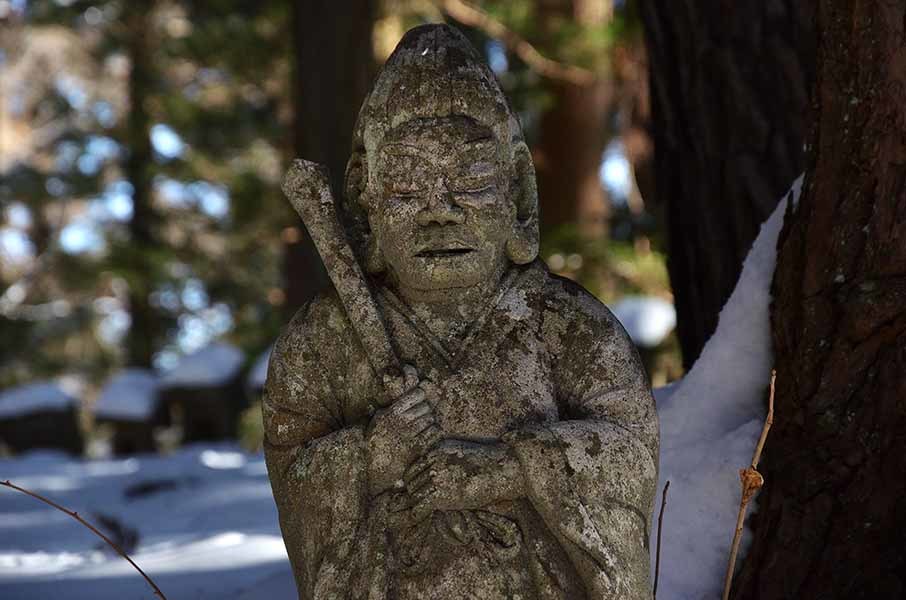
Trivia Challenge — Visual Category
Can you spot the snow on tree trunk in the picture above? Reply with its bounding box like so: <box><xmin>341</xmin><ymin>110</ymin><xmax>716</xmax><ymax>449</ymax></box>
<box><xmin>735</xmin><ymin>2</ymin><xmax>906</xmax><ymax>598</ymax></box>
<box><xmin>640</xmin><ymin>0</ymin><xmax>815</xmax><ymax>369</ymax></box>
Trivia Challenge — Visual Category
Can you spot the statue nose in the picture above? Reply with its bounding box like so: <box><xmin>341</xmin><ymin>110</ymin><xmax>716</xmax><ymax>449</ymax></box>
<box><xmin>416</xmin><ymin>182</ymin><xmax>465</xmax><ymax>226</ymax></box>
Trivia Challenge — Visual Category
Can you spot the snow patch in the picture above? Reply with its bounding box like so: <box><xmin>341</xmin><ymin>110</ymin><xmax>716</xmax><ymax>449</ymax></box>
<box><xmin>0</xmin><ymin>382</ymin><xmax>77</xmax><ymax>419</ymax></box>
<box><xmin>650</xmin><ymin>175</ymin><xmax>803</xmax><ymax>599</ymax></box>
<box><xmin>610</xmin><ymin>296</ymin><xmax>677</xmax><ymax>348</ymax></box>
<box><xmin>0</xmin><ymin>444</ymin><xmax>292</xmax><ymax>598</ymax></box>
<box><xmin>159</xmin><ymin>342</ymin><xmax>244</xmax><ymax>389</ymax></box>
<box><xmin>94</xmin><ymin>369</ymin><xmax>159</xmax><ymax>421</ymax></box>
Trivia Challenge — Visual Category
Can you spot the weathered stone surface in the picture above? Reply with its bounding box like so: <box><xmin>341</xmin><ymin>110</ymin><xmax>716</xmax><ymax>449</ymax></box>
<box><xmin>265</xmin><ymin>24</ymin><xmax>659</xmax><ymax>600</ymax></box>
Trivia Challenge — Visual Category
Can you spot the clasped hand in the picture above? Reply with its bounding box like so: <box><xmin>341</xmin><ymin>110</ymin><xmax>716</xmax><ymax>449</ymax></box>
<box><xmin>364</xmin><ymin>365</ymin><xmax>523</xmax><ymax>521</ymax></box>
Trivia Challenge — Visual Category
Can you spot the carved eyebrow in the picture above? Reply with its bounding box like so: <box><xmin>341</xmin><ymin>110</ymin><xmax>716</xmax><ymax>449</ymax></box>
<box><xmin>379</xmin><ymin>142</ymin><xmax>423</xmax><ymax>157</ymax></box>
<box><xmin>462</xmin><ymin>135</ymin><xmax>496</xmax><ymax>148</ymax></box>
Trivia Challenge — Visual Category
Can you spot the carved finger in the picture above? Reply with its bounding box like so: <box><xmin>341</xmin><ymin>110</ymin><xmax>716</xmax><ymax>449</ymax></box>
<box><xmin>383</xmin><ymin>364</ymin><xmax>419</xmax><ymax>400</ymax></box>
<box><xmin>390</xmin><ymin>388</ymin><xmax>426</xmax><ymax>414</ymax></box>
<box><xmin>405</xmin><ymin>415</ymin><xmax>437</xmax><ymax>438</ymax></box>
<box><xmin>402</xmin><ymin>364</ymin><xmax>419</xmax><ymax>390</ymax></box>
<box><xmin>400</xmin><ymin>401</ymin><xmax>433</xmax><ymax>421</ymax></box>
<box><xmin>444</xmin><ymin>511</ymin><xmax>469</xmax><ymax>543</ymax></box>
<box><xmin>404</xmin><ymin>452</ymin><xmax>440</xmax><ymax>482</ymax></box>
<box><xmin>416</xmin><ymin>424</ymin><xmax>443</xmax><ymax>448</ymax></box>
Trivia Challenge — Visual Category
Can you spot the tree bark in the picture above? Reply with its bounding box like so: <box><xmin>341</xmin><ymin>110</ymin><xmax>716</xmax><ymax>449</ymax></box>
<box><xmin>534</xmin><ymin>0</ymin><xmax>612</xmax><ymax>237</ymax></box>
<box><xmin>640</xmin><ymin>0</ymin><xmax>815</xmax><ymax>369</ymax></box>
<box><xmin>535</xmin><ymin>79</ymin><xmax>612</xmax><ymax>236</ymax></box>
<box><xmin>285</xmin><ymin>0</ymin><xmax>374</xmax><ymax>312</ymax></box>
<box><xmin>735</xmin><ymin>2</ymin><xmax>906</xmax><ymax>598</ymax></box>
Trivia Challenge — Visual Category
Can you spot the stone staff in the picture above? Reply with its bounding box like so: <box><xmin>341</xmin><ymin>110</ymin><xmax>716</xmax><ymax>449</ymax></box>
<box><xmin>281</xmin><ymin>159</ymin><xmax>409</xmax><ymax>405</ymax></box>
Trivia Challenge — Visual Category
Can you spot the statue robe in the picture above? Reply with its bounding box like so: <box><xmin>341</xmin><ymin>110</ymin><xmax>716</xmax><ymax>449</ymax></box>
<box><xmin>263</xmin><ymin>261</ymin><xmax>659</xmax><ymax>600</ymax></box>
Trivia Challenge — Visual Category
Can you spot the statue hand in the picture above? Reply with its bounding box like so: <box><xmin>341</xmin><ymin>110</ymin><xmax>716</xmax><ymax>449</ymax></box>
<box><xmin>366</xmin><ymin>365</ymin><xmax>442</xmax><ymax>495</ymax></box>
<box><xmin>402</xmin><ymin>440</ymin><xmax>523</xmax><ymax>522</ymax></box>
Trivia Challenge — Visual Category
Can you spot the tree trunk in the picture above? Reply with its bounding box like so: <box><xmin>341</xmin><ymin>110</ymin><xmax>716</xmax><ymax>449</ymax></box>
<box><xmin>123</xmin><ymin>5</ymin><xmax>160</xmax><ymax>367</ymax></box>
<box><xmin>640</xmin><ymin>0</ymin><xmax>815</xmax><ymax>369</ymax></box>
<box><xmin>735</xmin><ymin>2</ymin><xmax>906</xmax><ymax>598</ymax></box>
<box><xmin>285</xmin><ymin>0</ymin><xmax>375</xmax><ymax>312</ymax></box>
<box><xmin>535</xmin><ymin>79</ymin><xmax>612</xmax><ymax>237</ymax></box>
<box><xmin>534</xmin><ymin>0</ymin><xmax>612</xmax><ymax>237</ymax></box>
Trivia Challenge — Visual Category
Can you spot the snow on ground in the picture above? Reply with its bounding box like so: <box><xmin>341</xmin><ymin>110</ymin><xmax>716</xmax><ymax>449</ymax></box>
<box><xmin>0</xmin><ymin>381</ymin><xmax>77</xmax><ymax>419</ymax></box>
<box><xmin>0</xmin><ymin>444</ymin><xmax>294</xmax><ymax>599</ymax></box>
<box><xmin>94</xmin><ymin>369</ymin><xmax>160</xmax><ymax>421</ymax></box>
<box><xmin>650</xmin><ymin>175</ymin><xmax>803</xmax><ymax>599</ymax></box>
<box><xmin>611</xmin><ymin>295</ymin><xmax>677</xmax><ymax>347</ymax></box>
<box><xmin>159</xmin><ymin>343</ymin><xmax>244</xmax><ymax>389</ymax></box>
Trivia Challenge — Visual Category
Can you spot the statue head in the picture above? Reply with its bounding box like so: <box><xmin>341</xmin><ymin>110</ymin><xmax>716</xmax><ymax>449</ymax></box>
<box><xmin>343</xmin><ymin>24</ymin><xmax>539</xmax><ymax>296</ymax></box>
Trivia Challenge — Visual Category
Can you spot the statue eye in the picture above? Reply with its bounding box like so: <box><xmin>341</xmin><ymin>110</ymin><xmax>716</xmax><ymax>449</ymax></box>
<box><xmin>453</xmin><ymin>176</ymin><xmax>496</xmax><ymax>196</ymax></box>
<box><xmin>384</xmin><ymin>182</ymin><xmax>423</xmax><ymax>199</ymax></box>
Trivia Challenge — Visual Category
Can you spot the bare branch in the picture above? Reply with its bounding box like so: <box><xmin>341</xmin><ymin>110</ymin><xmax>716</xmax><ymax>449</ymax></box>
<box><xmin>654</xmin><ymin>479</ymin><xmax>670</xmax><ymax>599</ymax></box>
<box><xmin>722</xmin><ymin>369</ymin><xmax>776</xmax><ymax>600</ymax></box>
<box><xmin>1</xmin><ymin>480</ymin><xmax>167</xmax><ymax>599</ymax></box>
<box><xmin>438</xmin><ymin>0</ymin><xmax>596</xmax><ymax>86</ymax></box>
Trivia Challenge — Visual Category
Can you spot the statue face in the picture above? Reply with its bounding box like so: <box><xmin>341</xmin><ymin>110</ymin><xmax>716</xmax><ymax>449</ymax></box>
<box><xmin>369</xmin><ymin>116</ymin><xmax>515</xmax><ymax>295</ymax></box>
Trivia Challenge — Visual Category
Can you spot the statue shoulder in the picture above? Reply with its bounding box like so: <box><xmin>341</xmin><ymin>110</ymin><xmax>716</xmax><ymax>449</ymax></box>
<box><xmin>541</xmin><ymin>270</ymin><xmax>628</xmax><ymax>343</ymax></box>
<box><xmin>271</xmin><ymin>289</ymin><xmax>353</xmax><ymax>369</ymax></box>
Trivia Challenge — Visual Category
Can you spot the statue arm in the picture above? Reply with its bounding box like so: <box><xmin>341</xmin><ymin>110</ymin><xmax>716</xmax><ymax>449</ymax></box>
<box><xmin>262</xmin><ymin>301</ymin><xmax>375</xmax><ymax>600</ymax></box>
<box><xmin>503</xmin><ymin>298</ymin><xmax>659</xmax><ymax>599</ymax></box>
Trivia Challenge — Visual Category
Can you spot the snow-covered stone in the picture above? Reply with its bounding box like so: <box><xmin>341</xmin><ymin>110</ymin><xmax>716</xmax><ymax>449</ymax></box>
<box><xmin>610</xmin><ymin>295</ymin><xmax>677</xmax><ymax>347</ymax></box>
<box><xmin>159</xmin><ymin>342</ymin><xmax>244</xmax><ymax>389</ymax></box>
<box><xmin>0</xmin><ymin>382</ymin><xmax>77</xmax><ymax>419</ymax></box>
<box><xmin>94</xmin><ymin>369</ymin><xmax>160</xmax><ymax>422</ymax></box>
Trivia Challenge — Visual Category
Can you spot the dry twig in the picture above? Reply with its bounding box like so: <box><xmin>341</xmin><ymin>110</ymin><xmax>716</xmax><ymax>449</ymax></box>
<box><xmin>439</xmin><ymin>0</ymin><xmax>596</xmax><ymax>86</ymax></box>
<box><xmin>721</xmin><ymin>369</ymin><xmax>776</xmax><ymax>600</ymax></box>
<box><xmin>1</xmin><ymin>479</ymin><xmax>167</xmax><ymax>599</ymax></box>
<box><xmin>653</xmin><ymin>480</ymin><xmax>670</xmax><ymax>599</ymax></box>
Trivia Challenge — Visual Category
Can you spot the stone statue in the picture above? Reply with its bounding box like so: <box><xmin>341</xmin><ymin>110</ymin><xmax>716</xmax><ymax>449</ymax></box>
<box><xmin>264</xmin><ymin>24</ymin><xmax>659</xmax><ymax>600</ymax></box>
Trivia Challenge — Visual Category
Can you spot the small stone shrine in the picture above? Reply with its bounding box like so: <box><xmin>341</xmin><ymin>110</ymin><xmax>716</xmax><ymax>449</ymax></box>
<box><xmin>94</xmin><ymin>368</ymin><xmax>167</xmax><ymax>454</ymax></box>
<box><xmin>264</xmin><ymin>24</ymin><xmax>659</xmax><ymax>600</ymax></box>
<box><xmin>0</xmin><ymin>380</ymin><xmax>83</xmax><ymax>455</ymax></box>
<box><xmin>160</xmin><ymin>342</ymin><xmax>246</xmax><ymax>442</ymax></box>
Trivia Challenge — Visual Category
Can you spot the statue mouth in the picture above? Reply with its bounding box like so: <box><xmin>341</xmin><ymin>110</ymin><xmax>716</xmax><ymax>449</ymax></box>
<box><xmin>414</xmin><ymin>248</ymin><xmax>475</xmax><ymax>258</ymax></box>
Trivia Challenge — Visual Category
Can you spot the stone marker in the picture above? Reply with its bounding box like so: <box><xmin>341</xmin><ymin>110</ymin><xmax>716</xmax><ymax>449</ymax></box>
<box><xmin>265</xmin><ymin>24</ymin><xmax>659</xmax><ymax>600</ymax></box>
<box><xmin>0</xmin><ymin>381</ymin><xmax>83</xmax><ymax>455</ymax></box>
<box><xmin>160</xmin><ymin>343</ymin><xmax>246</xmax><ymax>442</ymax></box>
<box><xmin>95</xmin><ymin>368</ymin><xmax>167</xmax><ymax>454</ymax></box>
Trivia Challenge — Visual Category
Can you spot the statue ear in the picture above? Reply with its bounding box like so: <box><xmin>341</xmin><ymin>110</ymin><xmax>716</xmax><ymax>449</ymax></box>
<box><xmin>345</xmin><ymin>152</ymin><xmax>386</xmax><ymax>274</ymax></box>
<box><xmin>363</xmin><ymin>218</ymin><xmax>386</xmax><ymax>274</ymax></box>
<box><xmin>506</xmin><ymin>142</ymin><xmax>540</xmax><ymax>265</ymax></box>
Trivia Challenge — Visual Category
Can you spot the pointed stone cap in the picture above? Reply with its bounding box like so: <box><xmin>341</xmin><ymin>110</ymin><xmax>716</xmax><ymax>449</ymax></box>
<box><xmin>359</xmin><ymin>24</ymin><xmax>520</xmax><ymax>158</ymax></box>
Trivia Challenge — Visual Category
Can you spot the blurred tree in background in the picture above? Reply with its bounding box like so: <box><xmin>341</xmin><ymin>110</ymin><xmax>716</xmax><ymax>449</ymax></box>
<box><xmin>1</xmin><ymin>0</ymin><xmax>290</xmax><ymax>386</ymax></box>
<box><xmin>1</xmin><ymin>0</ymin><xmax>681</xmax><ymax>413</ymax></box>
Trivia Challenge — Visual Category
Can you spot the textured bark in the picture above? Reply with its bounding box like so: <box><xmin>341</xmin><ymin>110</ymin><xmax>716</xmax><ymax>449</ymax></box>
<box><xmin>534</xmin><ymin>0</ymin><xmax>612</xmax><ymax>237</ymax></box>
<box><xmin>123</xmin><ymin>5</ymin><xmax>161</xmax><ymax>367</ymax></box>
<box><xmin>735</xmin><ymin>2</ymin><xmax>906</xmax><ymax>598</ymax></box>
<box><xmin>535</xmin><ymin>79</ymin><xmax>612</xmax><ymax>236</ymax></box>
<box><xmin>640</xmin><ymin>0</ymin><xmax>815</xmax><ymax>368</ymax></box>
<box><xmin>284</xmin><ymin>1</ymin><xmax>375</xmax><ymax>312</ymax></box>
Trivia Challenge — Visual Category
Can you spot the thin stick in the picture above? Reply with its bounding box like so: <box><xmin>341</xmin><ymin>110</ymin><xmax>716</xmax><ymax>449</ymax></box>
<box><xmin>721</xmin><ymin>369</ymin><xmax>776</xmax><ymax>600</ymax></box>
<box><xmin>1</xmin><ymin>480</ymin><xmax>166</xmax><ymax>599</ymax></box>
<box><xmin>440</xmin><ymin>0</ymin><xmax>596</xmax><ymax>86</ymax></box>
<box><xmin>653</xmin><ymin>480</ymin><xmax>670</xmax><ymax>599</ymax></box>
